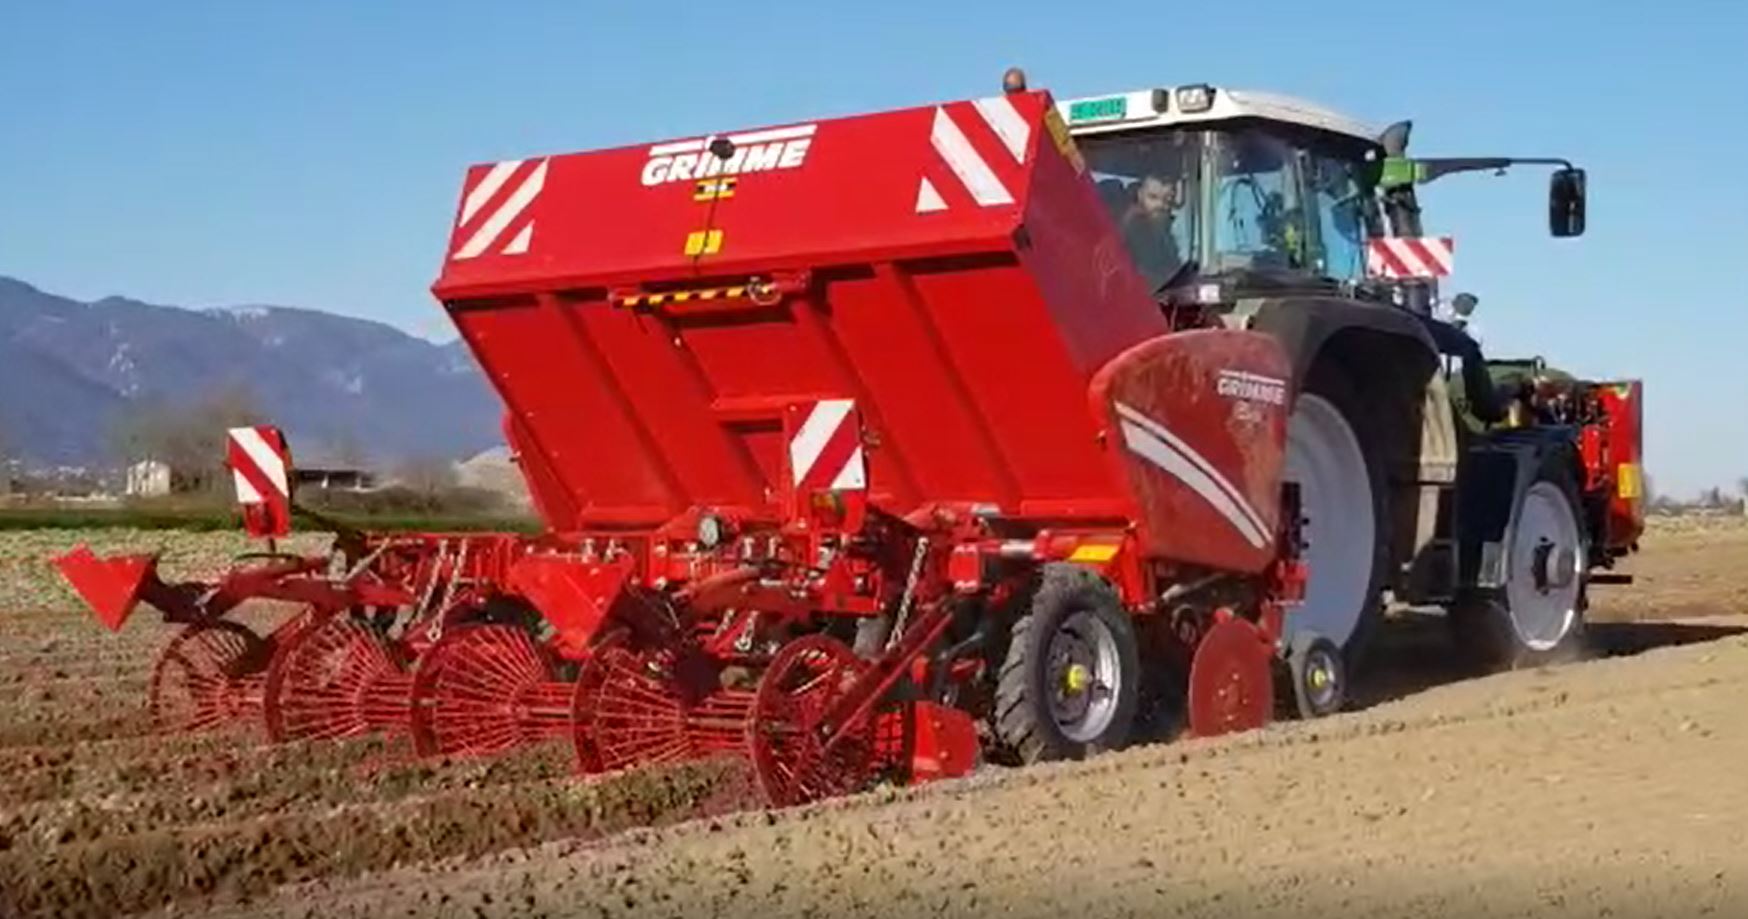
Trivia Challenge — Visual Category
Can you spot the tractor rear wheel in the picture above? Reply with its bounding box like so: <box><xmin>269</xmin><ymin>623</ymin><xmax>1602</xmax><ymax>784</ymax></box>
<box><xmin>1450</xmin><ymin>458</ymin><xmax>1589</xmax><ymax>669</ymax></box>
<box><xmin>994</xmin><ymin>564</ymin><xmax>1139</xmax><ymax>764</ymax></box>
<box><xmin>1282</xmin><ymin>368</ymin><xmax>1389</xmax><ymax>671</ymax></box>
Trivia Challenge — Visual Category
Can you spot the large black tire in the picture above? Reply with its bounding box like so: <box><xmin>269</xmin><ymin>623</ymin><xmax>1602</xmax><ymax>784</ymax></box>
<box><xmin>1449</xmin><ymin>454</ymin><xmax>1589</xmax><ymax>670</ymax></box>
<box><xmin>994</xmin><ymin>564</ymin><xmax>1141</xmax><ymax>764</ymax></box>
<box><xmin>1287</xmin><ymin>364</ymin><xmax>1391</xmax><ymax>672</ymax></box>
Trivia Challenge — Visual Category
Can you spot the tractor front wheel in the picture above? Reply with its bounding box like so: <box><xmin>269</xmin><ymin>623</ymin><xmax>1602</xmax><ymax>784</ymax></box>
<box><xmin>1286</xmin><ymin>631</ymin><xmax>1346</xmax><ymax>719</ymax></box>
<box><xmin>994</xmin><ymin>564</ymin><xmax>1140</xmax><ymax>764</ymax></box>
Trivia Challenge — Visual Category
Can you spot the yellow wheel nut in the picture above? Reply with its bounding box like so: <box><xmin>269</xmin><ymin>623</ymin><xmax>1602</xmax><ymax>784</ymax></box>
<box><xmin>1063</xmin><ymin>663</ymin><xmax>1090</xmax><ymax>695</ymax></box>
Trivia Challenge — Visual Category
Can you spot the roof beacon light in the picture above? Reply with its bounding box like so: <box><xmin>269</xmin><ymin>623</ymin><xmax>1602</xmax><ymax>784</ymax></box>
<box><xmin>1176</xmin><ymin>84</ymin><xmax>1215</xmax><ymax>113</ymax></box>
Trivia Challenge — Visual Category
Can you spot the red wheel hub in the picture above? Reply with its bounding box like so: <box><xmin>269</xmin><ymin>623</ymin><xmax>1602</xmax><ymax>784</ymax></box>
<box><xmin>1187</xmin><ymin>615</ymin><xmax>1275</xmax><ymax>738</ymax></box>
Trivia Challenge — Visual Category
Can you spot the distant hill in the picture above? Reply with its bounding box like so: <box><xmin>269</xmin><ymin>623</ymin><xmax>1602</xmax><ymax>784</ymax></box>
<box><xmin>0</xmin><ymin>276</ymin><xmax>501</xmax><ymax>468</ymax></box>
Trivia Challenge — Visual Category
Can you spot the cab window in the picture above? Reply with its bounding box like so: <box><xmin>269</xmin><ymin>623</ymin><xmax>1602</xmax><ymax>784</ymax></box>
<box><xmin>1305</xmin><ymin>153</ymin><xmax>1371</xmax><ymax>282</ymax></box>
<box><xmin>1208</xmin><ymin>130</ymin><xmax>1310</xmax><ymax>274</ymax></box>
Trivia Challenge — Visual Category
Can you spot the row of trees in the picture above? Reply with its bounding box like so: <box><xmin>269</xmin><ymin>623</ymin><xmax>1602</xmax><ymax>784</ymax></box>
<box><xmin>1640</xmin><ymin>473</ymin><xmax>1748</xmax><ymax>514</ymax></box>
<box><xmin>108</xmin><ymin>385</ymin><xmax>265</xmax><ymax>494</ymax></box>
<box><xmin>103</xmin><ymin>388</ymin><xmax>511</xmax><ymax>515</ymax></box>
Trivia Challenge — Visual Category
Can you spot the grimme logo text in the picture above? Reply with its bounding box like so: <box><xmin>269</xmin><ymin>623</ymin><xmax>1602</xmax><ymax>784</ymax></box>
<box><xmin>641</xmin><ymin>125</ymin><xmax>816</xmax><ymax>186</ymax></box>
<box><xmin>1216</xmin><ymin>369</ymin><xmax>1287</xmax><ymax>406</ymax></box>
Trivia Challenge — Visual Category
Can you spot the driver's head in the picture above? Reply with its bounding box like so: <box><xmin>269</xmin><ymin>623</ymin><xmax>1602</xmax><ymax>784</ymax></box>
<box><xmin>1136</xmin><ymin>175</ymin><xmax>1176</xmax><ymax>221</ymax></box>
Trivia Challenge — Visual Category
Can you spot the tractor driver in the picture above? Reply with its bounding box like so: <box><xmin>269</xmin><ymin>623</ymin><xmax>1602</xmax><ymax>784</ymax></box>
<box><xmin>1119</xmin><ymin>174</ymin><xmax>1184</xmax><ymax>290</ymax></box>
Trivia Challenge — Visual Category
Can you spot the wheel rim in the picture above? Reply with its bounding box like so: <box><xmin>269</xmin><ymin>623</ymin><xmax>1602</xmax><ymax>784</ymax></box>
<box><xmin>1506</xmin><ymin>481</ymin><xmax>1583</xmax><ymax>651</ymax></box>
<box><xmin>1282</xmin><ymin>392</ymin><xmax>1375</xmax><ymax>651</ymax></box>
<box><xmin>1299</xmin><ymin>642</ymin><xmax>1342</xmax><ymax>712</ymax></box>
<box><xmin>1044</xmin><ymin>611</ymin><xmax>1122</xmax><ymax>743</ymax></box>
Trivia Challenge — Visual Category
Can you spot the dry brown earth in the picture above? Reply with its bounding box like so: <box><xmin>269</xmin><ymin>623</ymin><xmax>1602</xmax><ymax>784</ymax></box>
<box><xmin>1</xmin><ymin>520</ymin><xmax>1745</xmax><ymax>917</ymax></box>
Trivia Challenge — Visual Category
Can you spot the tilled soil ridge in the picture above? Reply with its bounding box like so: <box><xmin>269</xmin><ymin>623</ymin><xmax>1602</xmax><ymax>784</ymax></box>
<box><xmin>215</xmin><ymin>633</ymin><xmax>1748</xmax><ymax>919</ymax></box>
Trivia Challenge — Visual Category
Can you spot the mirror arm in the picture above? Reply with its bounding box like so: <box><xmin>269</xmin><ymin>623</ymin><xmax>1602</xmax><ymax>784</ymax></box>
<box><xmin>1413</xmin><ymin>156</ymin><xmax>1576</xmax><ymax>183</ymax></box>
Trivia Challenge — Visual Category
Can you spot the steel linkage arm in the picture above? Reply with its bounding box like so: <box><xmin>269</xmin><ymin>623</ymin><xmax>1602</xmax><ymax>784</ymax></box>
<box><xmin>821</xmin><ymin>598</ymin><xmax>958</xmax><ymax>750</ymax></box>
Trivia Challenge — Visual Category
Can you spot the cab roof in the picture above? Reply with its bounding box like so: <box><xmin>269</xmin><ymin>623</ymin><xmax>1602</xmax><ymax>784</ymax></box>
<box><xmin>1057</xmin><ymin>85</ymin><xmax>1380</xmax><ymax>146</ymax></box>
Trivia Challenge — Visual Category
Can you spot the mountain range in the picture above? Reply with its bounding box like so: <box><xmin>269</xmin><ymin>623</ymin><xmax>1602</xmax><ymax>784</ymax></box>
<box><xmin>0</xmin><ymin>276</ymin><xmax>502</xmax><ymax>469</ymax></box>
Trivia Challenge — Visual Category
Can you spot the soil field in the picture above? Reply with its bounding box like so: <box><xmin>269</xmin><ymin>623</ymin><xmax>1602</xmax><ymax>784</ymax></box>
<box><xmin>2</xmin><ymin>520</ymin><xmax>1746</xmax><ymax>918</ymax></box>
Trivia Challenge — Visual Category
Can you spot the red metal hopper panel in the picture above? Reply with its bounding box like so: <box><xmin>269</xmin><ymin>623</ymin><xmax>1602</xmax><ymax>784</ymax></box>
<box><xmin>433</xmin><ymin>91</ymin><xmax>1169</xmax><ymax>532</ymax></box>
<box><xmin>1591</xmin><ymin>380</ymin><xmax>1644</xmax><ymax>551</ymax></box>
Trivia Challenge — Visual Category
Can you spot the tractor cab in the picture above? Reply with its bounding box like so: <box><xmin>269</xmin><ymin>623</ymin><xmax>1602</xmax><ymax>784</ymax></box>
<box><xmin>1059</xmin><ymin>85</ymin><xmax>1387</xmax><ymax>298</ymax></box>
<box><xmin>1058</xmin><ymin>84</ymin><xmax>1586</xmax><ymax>308</ymax></box>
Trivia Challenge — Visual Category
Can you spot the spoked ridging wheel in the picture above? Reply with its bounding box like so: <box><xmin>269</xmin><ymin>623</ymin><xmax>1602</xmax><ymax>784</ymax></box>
<box><xmin>575</xmin><ymin>645</ymin><xmax>691</xmax><ymax>773</ymax></box>
<box><xmin>747</xmin><ymin>635</ymin><xmax>881</xmax><ymax>808</ymax></box>
<box><xmin>264</xmin><ymin>616</ymin><xmax>409</xmax><ymax>743</ymax></box>
<box><xmin>149</xmin><ymin>620</ymin><xmax>273</xmax><ymax>735</ymax></box>
<box><xmin>573</xmin><ymin>643</ymin><xmax>756</xmax><ymax>776</ymax></box>
<box><xmin>410</xmin><ymin>624</ymin><xmax>569</xmax><ymax>758</ymax></box>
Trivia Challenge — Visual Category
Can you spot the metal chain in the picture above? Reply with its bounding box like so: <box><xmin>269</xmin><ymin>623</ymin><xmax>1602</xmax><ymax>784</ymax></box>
<box><xmin>413</xmin><ymin>540</ymin><xmax>451</xmax><ymax>621</ymax></box>
<box><xmin>885</xmin><ymin>535</ymin><xmax>930</xmax><ymax>651</ymax></box>
<box><xmin>424</xmin><ymin>540</ymin><xmax>471</xmax><ymax>644</ymax></box>
<box><xmin>340</xmin><ymin>540</ymin><xmax>394</xmax><ymax>584</ymax></box>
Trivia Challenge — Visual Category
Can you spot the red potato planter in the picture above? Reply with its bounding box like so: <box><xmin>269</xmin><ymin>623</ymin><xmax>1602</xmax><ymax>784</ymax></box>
<box><xmin>57</xmin><ymin>77</ymin><xmax>1641</xmax><ymax>808</ymax></box>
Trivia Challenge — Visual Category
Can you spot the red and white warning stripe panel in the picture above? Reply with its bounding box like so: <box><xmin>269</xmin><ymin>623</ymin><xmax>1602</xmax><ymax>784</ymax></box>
<box><xmin>915</xmin><ymin>95</ymin><xmax>1032</xmax><ymax>215</ymax></box>
<box><xmin>1366</xmin><ymin>236</ymin><xmax>1454</xmax><ymax>279</ymax></box>
<box><xmin>227</xmin><ymin>426</ymin><xmax>292</xmax><ymax>539</ymax></box>
<box><xmin>450</xmin><ymin>157</ymin><xmax>550</xmax><ymax>260</ymax></box>
<box><xmin>788</xmin><ymin>399</ymin><xmax>868</xmax><ymax>492</ymax></box>
<box><xmin>227</xmin><ymin>426</ymin><xmax>290</xmax><ymax>506</ymax></box>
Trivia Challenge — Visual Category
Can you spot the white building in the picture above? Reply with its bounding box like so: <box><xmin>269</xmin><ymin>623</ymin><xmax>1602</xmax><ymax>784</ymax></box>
<box><xmin>125</xmin><ymin>459</ymin><xmax>173</xmax><ymax>497</ymax></box>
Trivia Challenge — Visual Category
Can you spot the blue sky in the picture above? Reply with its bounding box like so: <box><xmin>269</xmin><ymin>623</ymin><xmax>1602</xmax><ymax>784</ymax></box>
<box><xmin>2</xmin><ymin>1</ymin><xmax>1745</xmax><ymax>495</ymax></box>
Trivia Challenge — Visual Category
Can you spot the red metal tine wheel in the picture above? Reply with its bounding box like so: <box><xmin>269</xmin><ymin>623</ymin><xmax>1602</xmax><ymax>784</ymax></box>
<box><xmin>747</xmin><ymin>635</ymin><xmax>880</xmax><ymax>808</ymax></box>
<box><xmin>149</xmin><ymin>620</ymin><xmax>272</xmax><ymax>735</ymax></box>
<box><xmin>409</xmin><ymin>624</ymin><xmax>566</xmax><ymax>758</ymax></box>
<box><xmin>263</xmin><ymin>617</ymin><xmax>407</xmax><ymax>743</ymax></box>
<box><xmin>581</xmin><ymin>646</ymin><xmax>692</xmax><ymax>773</ymax></box>
<box><xmin>1187</xmin><ymin>615</ymin><xmax>1275</xmax><ymax>738</ymax></box>
<box><xmin>569</xmin><ymin>644</ymin><xmax>612</xmax><ymax>774</ymax></box>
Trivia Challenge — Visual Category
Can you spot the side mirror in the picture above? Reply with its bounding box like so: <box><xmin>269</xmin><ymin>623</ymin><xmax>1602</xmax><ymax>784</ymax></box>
<box><xmin>1451</xmin><ymin>292</ymin><xmax>1479</xmax><ymax>317</ymax></box>
<box><xmin>1550</xmin><ymin>167</ymin><xmax>1586</xmax><ymax>237</ymax></box>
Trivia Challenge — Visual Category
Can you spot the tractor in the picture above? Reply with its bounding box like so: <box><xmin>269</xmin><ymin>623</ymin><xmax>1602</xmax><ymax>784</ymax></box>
<box><xmin>1056</xmin><ymin>78</ymin><xmax>1641</xmax><ymax>705</ymax></box>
